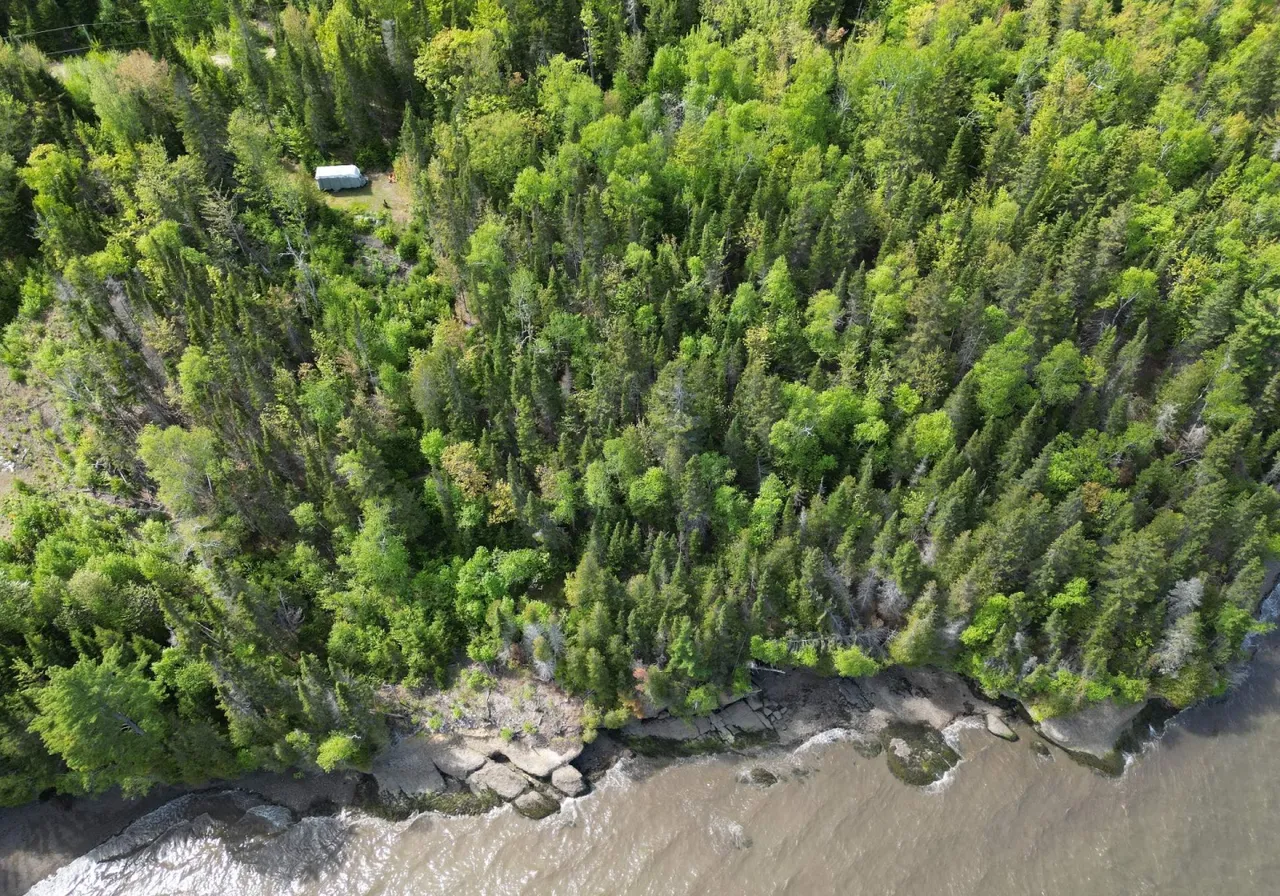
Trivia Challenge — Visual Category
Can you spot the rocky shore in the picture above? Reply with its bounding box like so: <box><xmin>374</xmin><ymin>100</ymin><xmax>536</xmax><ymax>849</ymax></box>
<box><xmin>0</xmin><ymin>662</ymin><xmax>1178</xmax><ymax>893</ymax></box>
<box><xmin>2</xmin><ymin>661</ymin><xmax>1163</xmax><ymax>893</ymax></box>
<box><xmin>332</xmin><ymin>661</ymin><xmax>1156</xmax><ymax>823</ymax></box>
<box><xmin>236</xmin><ymin>659</ymin><xmax>1175</xmax><ymax>831</ymax></box>
<box><xmin>13</xmin><ymin>577</ymin><xmax>1277</xmax><ymax>893</ymax></box>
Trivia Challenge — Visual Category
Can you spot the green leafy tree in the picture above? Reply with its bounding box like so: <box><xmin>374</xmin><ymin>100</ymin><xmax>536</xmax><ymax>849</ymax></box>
<box><xmin>972</xmin><ymin>328</ymin><xmax>1034</xmax><ymax>419</ymax></box>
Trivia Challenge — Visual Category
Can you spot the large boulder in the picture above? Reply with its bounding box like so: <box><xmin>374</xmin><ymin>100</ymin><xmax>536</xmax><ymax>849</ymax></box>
<box><xmin>739</xmin><ymin>767</ymin><xmax>778</xmax><ymax>788</ymax></box>
<box><xmin>622</xmin><ymin>714</ymin><xmax>716</xmax><ymax>742</ymax></box>
<box><xmin>371</xmin><ymin>737</ymin><xmax>446</xmax><ymax>802</ymax></box>
<box><xmin>850</xmin><ymin>667</ymin><xmax>995</xmax><ymax>731</ymax></box>
<box><xmin>620</xmin><ymin>714</ymin><xmax>722</xmax><ymax>756</ymax></box>
<box><xmin>422</xmin><ymin>737</ymin><xmax>488</xmax><ymax>780</ymax></box>
<box><xmin>985</xmin><ymin>712</ymin><xmax>1018</xmax><ymax>742</ymax></box>
<box><xmin>1036</xmin><ymin>699</ymin><xmax>1147</xmax><ymax>771</ymax></box>
<box><xmin>468</xmin><ymin>762</ymin><xmax>529</xmax><ymax>801</ymax></box>
<box><xmin>470</xmin><ymin>737</ymin><xmax>583</xmax><ymax>778</ymax></box>
<box><xmin>880</xmin><ymin>722</ymin><xmax>960</xmax><ymax>786</ymax></box>
<box><xmin>235</xmin><ymin>769</ymin><xmax>362</xmax><ymax>814</ymax></box>
<box><xmin>712</xmin><ymin>699</ymin><xmax>773</xmax><ymax>740</ymax></box>
<box><xmin>573</xmin><ymin>732</ymin><xmax>631</xmax><ymax>778</ymax></box>
<box><xmin>235</xmin><ymin>804</ymin><xmax>295</xmax><ymax>836</ymax></box>
<box><xmin>513</xmin><ymin>790</ymin><xmax>560</xmax><ymax>820</ymax></box>
<box><xmin>550</xmin><ymin>765</ymin><xmax>586</xmax><ymax>797</ymax></box>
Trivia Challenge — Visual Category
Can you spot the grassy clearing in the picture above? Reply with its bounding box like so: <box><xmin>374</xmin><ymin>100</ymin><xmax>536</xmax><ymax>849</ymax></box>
<box><xmin>320</xmin><ymin>172</ymin><xmax>413</xmax><ymax>226</ymax></box>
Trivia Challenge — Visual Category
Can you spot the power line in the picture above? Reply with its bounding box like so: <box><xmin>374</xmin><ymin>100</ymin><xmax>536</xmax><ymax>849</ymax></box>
<box><xmin>42</xmin><ymin>39</ymin><xmax>154</xmax><ymax>59</ymax></box>
<box><xmin>6</xmin><ymin>17</ymin><xmax>148</xmax><ymax>40</ymax></box>
<box><xmin>4</xmin><ymin>12</ymin><xmax>211</xmax><ymax>43</ymax></box>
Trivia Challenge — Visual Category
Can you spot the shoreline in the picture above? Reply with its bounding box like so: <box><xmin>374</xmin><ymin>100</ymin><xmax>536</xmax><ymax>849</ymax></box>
<box><xmin>320</xmin><ymin>661</ymin><xmax>1152</xmax><ymax>822</ymax></box>
<box><xmin>1</xmin><ymin>662</ymin><xmax>1156</xmax><ymax>895</ymax></box>
<box><xmin>12</xmin><ymin>566</ymin><xmax>1279</xmax><ymax>895</ymax></box>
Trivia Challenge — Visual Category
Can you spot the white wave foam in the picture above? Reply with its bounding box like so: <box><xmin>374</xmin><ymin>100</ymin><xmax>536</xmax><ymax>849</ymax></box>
<box><xmin>924</xmin><ymin>763</ymin><xmax>961</xmax><ymax>795</ymax></box>
<box><xmin>548</xmin><ymin>795</ymin><xmax>584</xmax><ymax>829</ymax></box>
<box><xmin>599</xmin><ymin>755</ymin><xmax>642</xmax><ymax>791</ymax></box>
<box><xmin>916</xmin><ymin>716</ymin><xmax>988</xmax><ymax>795</ymax></box>
<box><xmin>790</xmin><ymin>727</ymin><xmax>859</xmax><ymax>757</ymax></box>
<box><xmin>941</xmin><ymin>715</ymin><xmax>986</xmax><ymax>751</ymax></box>
<box><xmin>1116</xmin><ymin>722</ymin><xmax>1169</xmax><ymax>779</ymax></box>
<box><xmin>708</xmin><ymin>817</ymin><xmax>752</xmax><ymax>851</ymax></box>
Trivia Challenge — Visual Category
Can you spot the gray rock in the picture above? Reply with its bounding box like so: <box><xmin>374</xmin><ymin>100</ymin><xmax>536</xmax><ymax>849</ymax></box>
<box><xmin>239</xmin><ymin>804</ymin><xmax>294</xmax><ymax>834</ymax></box>
<box><xmin>880</xmin><ymin>722</ymin><xmax>960</xmax><ymax>786</ymax></box>
<box><xmin>740</xmin><ymin>767</ymin><xmax>778</xmax><ymax>788</ymax></box>
<box><xmin>422</xmin><ymin>737</ymin><xmax>487</xmax><ymax>780</ymax></box>
<box><xmin>468</xmin><ymin>762</ymin><xmax>529</xmax><ymax>801</ymax></box>
<box><xmin>622</xmin><ymin>714</ymin><xmax>716</xmax><ymax>742</ymax></box>
<box><xmin>470</xmin><ymin>737</ymin><xmax>583</xmax><ymax>778</ymax></box>
<box><xmin>849</xmin><ymin>667</ymin><xmax>996</xmax><ymax>731</ymax></box>
<box><xmin>715</xmin><ymin>699</ymin><xmax>773</xmax><ymax>736</ymax></box>
<box><xmin>550</xmin><ymin>765</ymin><xmax>586</xmax><ymax>796</ymax></box>
<box><xmin>573</xmin><ymin>732</ymin><xmax>628</xmax><ymax>778</ymax></box>
<box><xmin>234</xmin><ymin>770</ymin><xmax>362</xmax><ymax>814</ymax></box>
<box><xmin>85</xmin><ymin>792</ymin><xmax>265</xmax><ymax>863</ymax></box>
<box><xmin>985</xmin><ymin>712</ymin><xmax>1018</xmax><ymax>742</ymax></box>
<box><xmin>1036</xmin><ymin>699</ymin><xmax>1146</xmax><ymax>764</ymax></box>
<box><xmin>372</xmin><ymin>738</ymin><xmax>446</xmax><ymax>800</ymax></box>
<box><xmin>513</xmin><ymin>790</ymin><xmax>560</xmax><ymax>820</ymax></box>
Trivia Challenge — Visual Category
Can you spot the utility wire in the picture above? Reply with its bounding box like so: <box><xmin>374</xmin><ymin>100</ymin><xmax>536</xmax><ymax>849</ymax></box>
<box><xmin>4</xmin><ymin>12</ymin><xmax>210</xmax><ymax>43</ymax></box>
<box><xmin>42</xmin><ymin>39</ymin><xmax>155</xmax><ymax>58</ymax></box>
<box><xmin>7</xmin><ymin>17</ymin><xmax>147</xmax><ymax>40</ymax></box>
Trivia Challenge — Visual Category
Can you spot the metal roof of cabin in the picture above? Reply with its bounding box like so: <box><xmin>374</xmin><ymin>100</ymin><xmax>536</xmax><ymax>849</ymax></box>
<box><xmin>315</xmin><ymin>165</ymin><xmax>363</xmax><ymax>178</ymax></box>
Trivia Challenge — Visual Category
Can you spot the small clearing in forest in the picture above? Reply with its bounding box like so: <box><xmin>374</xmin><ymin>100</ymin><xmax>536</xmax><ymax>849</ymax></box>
<box><xmin>320</xmin><ymin>171</ymin><xmax>413</xmax><ymax>226</ymax></box>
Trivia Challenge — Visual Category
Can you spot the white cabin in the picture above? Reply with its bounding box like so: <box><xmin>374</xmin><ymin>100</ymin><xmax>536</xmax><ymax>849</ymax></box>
<box><xmin>315</xmin><ymin>164</ymin><xmax>368</xmax><ymax>191</ymax></box>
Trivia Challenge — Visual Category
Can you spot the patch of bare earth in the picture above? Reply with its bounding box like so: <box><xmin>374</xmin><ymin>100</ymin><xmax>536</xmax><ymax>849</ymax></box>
<box><xmin>380</xmin><ymin>666</ymin><xmax>585</xmax><ymax>755</ymax></box>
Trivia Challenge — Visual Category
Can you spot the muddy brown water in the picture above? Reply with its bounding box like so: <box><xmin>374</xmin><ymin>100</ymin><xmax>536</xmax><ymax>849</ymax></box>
<box><xmin>10</xmin><ymin>641</ymin><xmax>1280</xmax><ymax>896</ymax></box>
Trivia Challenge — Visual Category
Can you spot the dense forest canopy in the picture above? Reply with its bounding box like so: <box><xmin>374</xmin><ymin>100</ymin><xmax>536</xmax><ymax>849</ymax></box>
<box><xmin>0</xmin><ymin>0</ymin><xmax>1277</xmax><ymax>803</ymax></box>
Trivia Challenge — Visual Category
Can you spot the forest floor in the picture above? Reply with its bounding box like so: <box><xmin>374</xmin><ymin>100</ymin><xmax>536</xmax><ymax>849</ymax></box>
<box><xmin>0</xmin><ymin>366</ymin><xmax>164</xmax><ymax>533</ymax></box>
<box><xmin>0</xmin><ymin>366</ymin><xmax>60</xmax><ymax>517</ymax></box>
<box><xmin>320</xmin><ymin>172</ymin><xmax>413</xmax><ymax>226</ymax></box>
